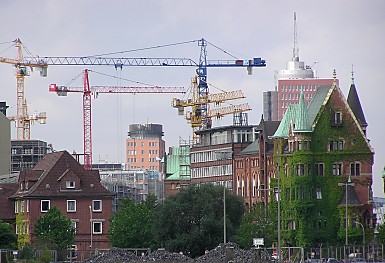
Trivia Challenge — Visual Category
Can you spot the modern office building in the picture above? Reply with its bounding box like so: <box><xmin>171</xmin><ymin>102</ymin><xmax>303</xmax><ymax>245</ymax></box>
<box><xmin>126</xmin><ymin>123</ymin><xmax>165</xmax><ymax>172</ymax></box>
<box><xmin>263</xmin><ymin>13</ymin><xmax>336</xmax><ymax>121</ymax></box>
<box><xmin>190</xmin><ymin>124</ymin><xmax>256</xmax><ymax>189</ymax></box>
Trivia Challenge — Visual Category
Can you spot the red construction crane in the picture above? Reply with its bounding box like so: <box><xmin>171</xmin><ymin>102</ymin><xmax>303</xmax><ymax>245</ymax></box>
<box><xmin>49</xmin><ymin>69</ymin><xmax>185</xmax><ymax>169</ymax></box>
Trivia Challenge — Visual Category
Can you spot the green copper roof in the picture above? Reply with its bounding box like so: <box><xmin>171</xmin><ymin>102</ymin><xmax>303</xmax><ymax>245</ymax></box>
<box><xmin>273</xmin><ymin>85</ymin><xmax>333</xmax><ymax>138</ymax></box>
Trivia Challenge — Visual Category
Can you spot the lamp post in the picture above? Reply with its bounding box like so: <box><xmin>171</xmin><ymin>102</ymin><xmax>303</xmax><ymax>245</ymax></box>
<box><xmin>277</xmin><ymin>166</ymin><xmax>281</xmax><ymax>263</ymax></box>
<box><xmin>223</xmin><ymin>182</ymin><xmax>226</xmax><ymax>244</ymax></box>
<box><xmin>338</xmin><ymin>176</ymin><xmax>355</xmax><ymax>261</ymax></box>
<box><xmin>89</xmin><ymin>205</ymin><xmax>93</xmax><ymax>257</ymax></box>
<box><xmin>353</xmin><ymin>220</ymin><xmax>365</xmax><ymax>261</ymax></box>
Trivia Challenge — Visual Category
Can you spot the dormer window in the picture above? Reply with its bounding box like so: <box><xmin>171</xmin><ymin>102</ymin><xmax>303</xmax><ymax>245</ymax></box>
<box><xmin>66</xmin><ymin>181</ymin><xmax>75</xmax><ymax>189</ymax></box>
<box><xmin>331</xmin><ymin>110</ymin><xmax>343</xmax><ymax>126</ymax></box>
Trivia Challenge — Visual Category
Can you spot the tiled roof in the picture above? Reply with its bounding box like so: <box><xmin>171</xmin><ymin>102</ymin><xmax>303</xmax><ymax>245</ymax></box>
<box><xmin>11</xmin><ymin>151</ymin><xmax>113</xmax><ymax>198</ymax></box>
<box><xmin>347</xmin><ymin>83</ymin><xmax>367</xmax><ymax>127</ymax></box>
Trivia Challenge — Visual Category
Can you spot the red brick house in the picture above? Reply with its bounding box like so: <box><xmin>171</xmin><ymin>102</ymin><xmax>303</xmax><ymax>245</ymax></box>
<box><xmin>6</xmin><ymin>150</ymin><xmax>113</xmax><ymax>261</ymax></box>
<box><xmin>233</xmin><ymin>117</ymin><xmax>280</xmax><ymax>210</ymax></box>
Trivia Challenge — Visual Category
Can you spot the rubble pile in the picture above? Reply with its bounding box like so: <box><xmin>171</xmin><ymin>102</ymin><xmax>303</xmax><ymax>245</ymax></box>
<box><xmin>86</xmin><ymin>243</ymin><xmax>259</xmax><ymax>263</ymax></box>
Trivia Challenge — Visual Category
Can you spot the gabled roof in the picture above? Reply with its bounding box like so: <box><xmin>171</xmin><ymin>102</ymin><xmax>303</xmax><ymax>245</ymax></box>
<box><xmin>11</xmin><ymin>151</ymin><xmax>113</xmax><ymax>198</ymax></box>
<box><xmin>273</xmin><ymin>91</ymin><xmax>313</xmax><ymax>138</ymax></box>
<box><xmin>240</xmin><ymin>138</ymin><xmax>260</xmax><ymax>155</ymax></box>
<box><xmin>307</xmin><ymin>85</ymin><xmax>333</xmax><ymax>128</ymax></box>
<box><xmin>347</xmin><ymin>83</ymin><xmax>367</xmax><ymax>127</ymax></box>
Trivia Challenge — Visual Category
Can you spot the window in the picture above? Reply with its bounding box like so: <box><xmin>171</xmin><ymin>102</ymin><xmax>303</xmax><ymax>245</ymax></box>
<box><xmin>316</xmin><ymin>189</ymin><xmax>322</xmax><ymax>200</ymax></box>
<box><xmin>93</xmin><ymin>200</ymin><xmax>102</xmax><ymax>212</ymax></box>
<box><xmin>315</xmin><ymin>163</ymin><xmax>324</xmax><ymax>176</ymax></box>
<box><xmin>67</xmin><ymin>200</ymin><xmax>76</xmax><ymax>212</ymax></box>
<box><xmin>332</xmin><ymin>111</ymin><xmax>343</xmax><ymax>126</ymax></box>
<box><xmin>287</xmin><ymin>220</ymin><xmax>296</xmax><ymax>230</ymax></box>
<box><xmin>93</xmin><ymin>222</ymin><xmax>102</xmax><ymax>234</ymax></box>
<box><xmin>66</xmin><ymin>181</ymin><xmax>75</xmax><ymax>189</ymax></box>
<box><xmin>15</xmin><ymin>201</ymin><xmax>19</xmax><ymax>214</ymax></box>
<box><xmin>297</xmin><ymin>164</ymin><xmax>305</xmax><ymax>176</ymax></box>
<box><xmin>329</xmin><ymin>140</ymin><xmax>344</xmax><ymax>151</ymax></box>
<box><xmin>71</xmin><ymin>220</ymin><xmax>77</xmax><ymax>233</ymax></box>
<box><xmin>41</xmin><ymin>200</ymin><xmax>50</xmax><ymax>212</ymax></box>
<box><xmin>351</xmin><ymin>162</ymin><xmax>361</xmax><ymax>176</ymax></box>
<box><xmin>332</xmin><ymin>163</ymin><xmax>343</xmax><ymax>175</ymax></box>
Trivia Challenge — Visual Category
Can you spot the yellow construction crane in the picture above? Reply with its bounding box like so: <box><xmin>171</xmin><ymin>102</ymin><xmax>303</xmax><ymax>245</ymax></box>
<box><xmin>172</xmin><ymin>75</ymin><xmax>251</xmax><ymax>143</ymax></box>
<box><xmin>0</xmin><ymin>38</ymin><xmax>48</xmax><ymax>139</ymax></box>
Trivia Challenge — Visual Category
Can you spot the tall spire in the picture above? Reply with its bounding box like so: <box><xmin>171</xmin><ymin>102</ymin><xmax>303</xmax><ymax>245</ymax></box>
<box><xmin>293</xmin><ymin>12</ymin><xmax>299</xmax><ymax>60</ymax></box>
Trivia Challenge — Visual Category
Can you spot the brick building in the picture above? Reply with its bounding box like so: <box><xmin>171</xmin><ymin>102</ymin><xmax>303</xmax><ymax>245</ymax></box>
<box><xmin>1</xmin><ymin>151</ymin><xmax>113</xmax><ymax>261</ymax></box>
<box><xmin>126</xmin><ymin>124</ymin><xmax>165</xmax><ymax>172</ymax></box>
<box><xmin>271</xmin><ymin>72</ymin><xmax>374</xmax><ymax>247</ymax></box>
<box><xmin>234</xmin><ymin>117</ymin><xmax>280</xmax><ymax>210</ymax></box>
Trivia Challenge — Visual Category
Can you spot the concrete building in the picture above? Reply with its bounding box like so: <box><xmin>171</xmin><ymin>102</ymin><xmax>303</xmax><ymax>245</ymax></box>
<box><xmin>190</xmin><ymin>124</ymin><xmax>256</xmax><ymax>190</ymax></box>
<box><xmin>126</xmin><ymin>124</ymin><xmax>165</xmax><ymax>172</ymax></box>
<box><xmin>0</xmin><ymin>102</ymin><xmax>11</xmax><ymax>176</ymax></box>
<box><xmin>11</xmin><ymin>140</ymin><xmax>52</xmax><ymax>172</ymax></box>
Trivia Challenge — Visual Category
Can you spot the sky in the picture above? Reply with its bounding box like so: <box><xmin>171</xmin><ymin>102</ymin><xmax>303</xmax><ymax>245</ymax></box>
<box><xmin>1</xmin><ymin>1</ymin><xmax>384</xmax><ymax>197</ymax></box>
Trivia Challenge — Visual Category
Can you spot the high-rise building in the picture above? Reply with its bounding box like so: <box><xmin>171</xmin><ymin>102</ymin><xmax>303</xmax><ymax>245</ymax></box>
<box><xmin>0</xmin><ymin>102</ymin><xmax>11</xmax><ymax>176</ymax></box>
<box><xmin>126</xmin><ymin>123</ymin><xmax>165</xmax><ymax>172</ymax></box>
<box><xmin>263</xmin><ymin>13</ymin><xmax>336</xmax><ymax>121</ymax></box>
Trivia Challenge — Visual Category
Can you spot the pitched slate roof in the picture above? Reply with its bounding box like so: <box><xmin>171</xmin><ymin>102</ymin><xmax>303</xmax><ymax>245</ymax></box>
<box><xmin>347</xmin><ymin>83</ymin><xmax>367</xmax><ymax>127</ymax></box>
<box><xmin>339</xmin><ymin>183</ymin><xmax>362</xmax><ymax>206</ymax></box>
<box><xmin>11</xmin><ymin>150</ymin><xmax>113</xmax><ymax>198</ymax></box>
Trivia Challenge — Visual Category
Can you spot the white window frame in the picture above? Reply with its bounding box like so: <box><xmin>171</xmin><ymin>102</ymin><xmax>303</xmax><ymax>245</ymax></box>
<box><xmin>316</xmin><ymin>189</ymin><xmax>322</xmax><ymax>200</ymax></box>
<box><xmin>92</xmin><ymin>221</ymin><xmax>102</xmax><ymax>234</ymax></box>
<box><xmin>71</xmin><ymin>220</ymin><xmax>78</xmax><ymax>233</ymax></box>
<box><xmin>92</xmin><ymin>200</ymin><xmax>102</xmax><ymax>212</ymax></box>
<box><xmin>66</xmin><ymin>181</ymin><xmax>75</xmax><ymax>189</ymax></box>
<box><xmin>67</xmin><ymin>200</ymin><xmax>76</xmax><ymax>212</ymax></box>
<box><xmin>15</xmin><ymin>201</ymin><xmax>19</xmax><ymax>214</ymax></box>
<box><xmin>41</xmin><ymin>200</ymin><xmax>50</xmax><ymax>212</ymax></box>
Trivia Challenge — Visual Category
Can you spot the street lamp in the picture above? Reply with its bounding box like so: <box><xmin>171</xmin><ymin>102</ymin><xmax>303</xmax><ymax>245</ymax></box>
<box><xmin>89</xmin><ymin>205</ymin><xmax>93</xmax><ymax>257</ymax></box>
<box><xmin>223</xmin><ymin>182</ymin><xmax>226</xmax><ymax>244</ymax></box>
<box><xmin>338</xmin><ymin>176</ymin><xmax>355</xmax><ymax>260</ymax></box>
<box><xmin>277</xmin><ymin>166</ymin><xmax>281</xmax><ymax>263</ymax></box>
<box><xmin>353</xmin><ymin>220</ymin><xmax>365</xmax><ymax>261</ymax></box>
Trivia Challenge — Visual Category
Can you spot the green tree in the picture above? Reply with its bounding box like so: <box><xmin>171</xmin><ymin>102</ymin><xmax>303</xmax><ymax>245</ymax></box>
<box><xmin>376</xmin><ymin>223</ymin><xmax>385</xmax><ymax>244</ymax></box>
<box><xmin>236</xmin><ymin>203</ymin><xmax>276</xmax><ymax>249</ymax></box>
<box><xmin>153</xmin><ymin>184</ymin><xmax>245</xmax><ymax>257</ymax></box>
<box><xmin>34</xmin><ymin>206</ymin><xmax>75</xmax><ymax>259</ymax></box>
<box><xmin>0</xmin><ymin>220</ymin><xmax>17</xmax><ymax>249</ymax></box>
<box><xmin>109</xmin><ymin>197</ymin><xmax>155</xmax><ymax>249</ymax></box>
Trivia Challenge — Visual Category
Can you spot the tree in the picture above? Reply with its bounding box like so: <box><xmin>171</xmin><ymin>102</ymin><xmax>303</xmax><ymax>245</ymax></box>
<box><xmin>236</xmin><ymin>203</ymin><xmax>276</xmax><ymax>249</ymax></box>
<box><xmin>0</xmin><ymin>220</ymin><xmax>17</xmax><ymax>249</ymax></box>
<box><xmin>153</xmin><ymin>184</ymin><xmax>245</xmax><ymax>257</ymax></box>
<box><xmin>34</xmin><ymin>206</ymin><xmax>75</xmax><ymax>259</ymax></box>
<box><xmin>376</xmin><ymin>223</ymin><xmax>385</xmax><ymax>244</ymax></box>
<box><xmin>108</xmin><ymin>197</ymin><xmax>155</xmax><ymax>249</ymax></box>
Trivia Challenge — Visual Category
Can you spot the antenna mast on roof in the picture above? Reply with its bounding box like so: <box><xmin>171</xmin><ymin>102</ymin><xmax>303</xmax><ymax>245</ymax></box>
<box><xmin>293</xmin><ymin>12</ymin><xmax>299</xmax><ymax>60</ymax></box>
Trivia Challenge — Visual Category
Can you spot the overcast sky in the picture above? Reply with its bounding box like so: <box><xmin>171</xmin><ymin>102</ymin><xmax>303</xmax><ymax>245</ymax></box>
<box><xmin>1</xmin><ymin>1</ymin><xmax>384</xmax><ymax>197</ymax></box>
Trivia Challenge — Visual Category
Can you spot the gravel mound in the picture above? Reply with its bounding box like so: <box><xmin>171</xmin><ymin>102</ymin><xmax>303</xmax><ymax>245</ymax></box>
<box><xmin>85</xmin><ymin>243</ymin><xmax>260</xmax><ymax>263</ymax></box>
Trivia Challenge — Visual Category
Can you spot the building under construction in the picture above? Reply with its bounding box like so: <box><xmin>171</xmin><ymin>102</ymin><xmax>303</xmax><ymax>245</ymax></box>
<box><xmin>11</xmin><ymin>140</ymin><xmax>52</xmax><ymax>172</ymax></box>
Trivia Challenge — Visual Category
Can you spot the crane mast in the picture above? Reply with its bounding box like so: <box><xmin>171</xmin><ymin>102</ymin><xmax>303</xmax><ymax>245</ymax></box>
<box><xmin>49</xmin><ymin>69</ymin><xmax>185</xmax><ymax>169</ymax></box>
<box><xmin>0</xmin><ymin>39</ymin><xmax>48</xmax><ymax>139</ymax></box>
